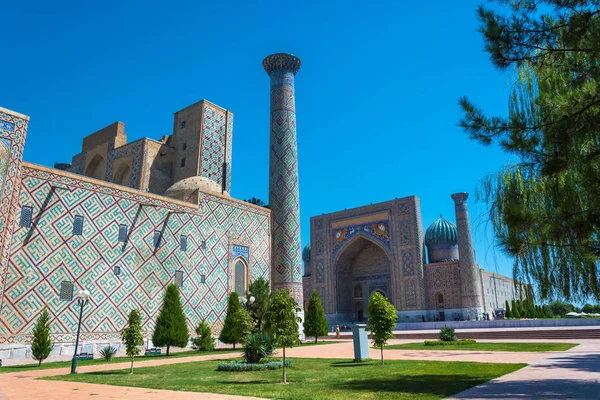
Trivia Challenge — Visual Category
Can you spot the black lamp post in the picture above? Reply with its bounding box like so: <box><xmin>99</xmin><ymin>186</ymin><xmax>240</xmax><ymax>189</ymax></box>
<box><xmin>71</xmin><ymin>289</ymin><xmax>91</xmax><ymax>374</ymax></box>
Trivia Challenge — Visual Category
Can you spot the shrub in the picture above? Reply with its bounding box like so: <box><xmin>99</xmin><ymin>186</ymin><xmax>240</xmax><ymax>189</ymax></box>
<box><xmin>424</xmin><ymin>340</ymin><xmax>477</xmax><ymax>346</ymax></box>
<box><xmin>242</xmin><ymin>332</ymin><xmax>274</xmax><ymax>364</ymax></box>
<box><xmin>439</xmin><ymin>327</ymin><xmax>457</xmax><ymax>342</ymax></box>
<box><xmin>217</xmin><ymin>359</ymin><xmax>292</xmax><ymax>372</ymax></box>
<box><xmin>192</xmin><ymin>320</ymin><xmax>215</xmax><ymax>352</ymax></box>
<box><xmin>152</xmin><ymin>284</ymin><xmax>189</xmax><ymax>356</ymax></box>
<box><xmin>219</xmin><ymin>292</ymin><xmax>252</xmax><ymax>349</ymax></box>
<box><xmin>99</xmin><ymin>345</ymin><xmax>117</xmax><ymax>361</ymax></box>
<box><xmin>31</xmin><ymin>307</ymin><xmax>53</xmax><ymax>366</ymax></box>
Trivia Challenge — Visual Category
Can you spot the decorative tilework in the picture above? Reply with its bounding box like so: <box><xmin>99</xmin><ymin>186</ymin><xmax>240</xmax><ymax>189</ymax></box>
<box><xmin>232</xmin><ymin>244</ymin><xmax>249</xmax><ymax>262</ymax></box>
<box><xmin>0</xmin><ymin>165</ymin><xmax>270</xmax><ymax>344</ymax></box>
<box><xmin>0</xmin><ymin>121</ymin><xmax>15</xmax><ymax>133</ymax></box>
<box><xmin>399</xmin><ymin>219</ymin><xmax>411</xmax><ymax>246</ymax></box>
<box><xmin>332</xmin><ymin>220</ymin><xmax>391</xmax><ymax>261</ymax></box>
<box><xmin>316</xmin><ymin>259</ymin><xmax>324</xmax><ymax>283</ymax></box>
<box><xmin>405</xmin><ymin>283</ymin><xmax>417</xmax><ymax>307</ymax></box>
<box><xmin>353</xmin><ymin>273</ymin><xmax>391</xmax><ymax>282</ymax></box>
<box><xmin>201</xmin><ymin>106</ymin><xmax>227</xmax><ymax>188</ymax></box>
<box><xmin>265</xmin><ymin>54</ymin><xmax>303</xmax><ymax>305</ymax></box>
<box><xmin>402</xmin><ymin>252</ymin><xmax>414</xmax><ymax>276</ymax></box>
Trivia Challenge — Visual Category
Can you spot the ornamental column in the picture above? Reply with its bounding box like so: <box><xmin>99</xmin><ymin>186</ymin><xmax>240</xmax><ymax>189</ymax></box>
<box><xmin>263</xmin><ymin>53</ymin><xmax>303</xmax><ymax>307</ymax></box>
<box><xmin>451</xmin><ymin>192</ymin><xmax>484</xmax><ymax>319</ymax></box>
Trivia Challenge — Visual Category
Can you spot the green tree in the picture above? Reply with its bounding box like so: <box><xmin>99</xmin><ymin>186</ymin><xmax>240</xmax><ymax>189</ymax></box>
<box><xmin>549</xmin><ymin>301</ymin><xmax>575</xmax><ymax>317</ymax></box>
<box><xmin>264</xmin><ymin>288</ymin><xmax>301</xmax><ymax>384</ymax></box>
<box><xmin>31</xmin><ymin>307</ymin><xmax>53</xmax><ymax>366</ymax></box>
<box><xmin>247</xmin><ymin>277</ymin><xmax>271</xmax><ymax>332</ymax></box>
<box><xmin>366</xmin><ymin>291</ymin><xmax>397</xmax><ymax>365</ymax></box>
<box><xmin>152</xmin><ymin>284</ymin><xmax>189</xmax><ymax>356</ymax></box>
<box><xmin>192</xmin><ymin>320</ymin><xmax>215</xmax><ymax>352</ymax></box>
<box><xmin>121</xmin><ymin>309</ymin><xmax>144</xmax><ymax>374</ymax></box>
<box><xmin>219</xmin><ymin>292</ymin><xmax>251</xmax><ymax>349</ymax></box>
<box><xmin>459</xmin><ymin>1</ymin><xmax>600</xmax><ymax>302</ymax></box>
<box><xmin>505</xmin><ymin>300</ymin><xmax>512</xmax><ymax>319</ymax></box>
<box><xmin>583</xmin><ymin>304</ymin><xmax>594</xmax><ymax>313</ymax></box>
<box><xmin>512</xmin><ymin>300</ymin><xmax>521</xmax><ymax>319</ymax></box>
<box><xmin>304</xmin><ymin>290</ymin><xmax>329</xmax><ymax>343</ymax></box>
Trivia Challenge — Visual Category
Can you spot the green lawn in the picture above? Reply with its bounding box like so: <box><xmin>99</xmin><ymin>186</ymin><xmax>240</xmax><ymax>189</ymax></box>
<box><xmin>383</xmin><ymin>342</ymin><xmax>578</xmax><ymax>352</ymax></box>
<box><xmin>0</xmin><ymin>341</ymin><xmax>339</xmax><ymax>374</ymax></box>
<box><xmin>44</xmin><ymin>358</ymin><xmax>525</xmax><ymax>400</ymax></box>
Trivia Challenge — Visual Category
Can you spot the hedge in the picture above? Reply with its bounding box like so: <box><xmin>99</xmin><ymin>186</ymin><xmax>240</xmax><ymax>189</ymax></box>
<box><xmin>217</xmin><ymin>359</ymin><xmax>293</xmax><ymax>372</ymax></box>
<box><xmin>424</xmin><ymin>339</ymin><xmax>477</xmax><ymax>346</ymax></box>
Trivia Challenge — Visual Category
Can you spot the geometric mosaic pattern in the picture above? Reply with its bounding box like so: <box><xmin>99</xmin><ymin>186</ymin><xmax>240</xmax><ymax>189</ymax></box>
<box><xmin>0</xmin><ymin>165</ymin><xmax>270</xmax><ymax>344</ymax></box>
<box><xmin>201</xmin><ymin>105</ymin><xmax>229</xmax><ymax>191</ymax></box>
<box><xmin>264</xmin><ymin>54</ymin><xmax>303</xmax><ymax>305</ymax></box>
<box><xmin>331</xmin><ymin>220</ymin><xmax>391</xmax><ymax>262</ymax></box>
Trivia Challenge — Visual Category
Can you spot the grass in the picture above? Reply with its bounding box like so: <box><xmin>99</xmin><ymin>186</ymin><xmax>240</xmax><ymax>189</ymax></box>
<box><xmin>0</xmin><ymin>340</ymin><xmax>340</xmax><ymax>374</ymax></box>
<box><xmin>382</xmin><ymin>342</ymin><xmax>578</xmax><ymax>352</ymax></box>
<box><xmin>44</xmin><ymin>358</ymin><xmax>525</xmax><ymax>400</ymax></box>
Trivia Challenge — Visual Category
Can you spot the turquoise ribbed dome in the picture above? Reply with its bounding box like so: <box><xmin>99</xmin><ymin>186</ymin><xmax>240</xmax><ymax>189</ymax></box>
<box><xmin>302</xmin><ymin>243</ymin><xmax>311</xmax><ymax>266</ymax></box>
<box><xmin>425</xmin><ymin>216</ymin><xmax>457</xmax><ymax>246</ymax></box>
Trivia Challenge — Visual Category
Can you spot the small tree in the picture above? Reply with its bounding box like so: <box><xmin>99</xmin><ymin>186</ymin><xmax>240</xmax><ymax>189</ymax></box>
<box><xmin>31</xmin><ymin>307</ymin><xmax>53</xmax><ymax>366</ymax></box>
<box><xmin>264</xmin><ymin>288</ymin><xmax>301</xmax><ymax>384</ymax></box>
<box><xmin>152</xmin><ymin>284</ymin><xmax>189</xmax><ymax>356</ymax></box>
<box><xmin>247</xmin><ymin>277</ymin><xmax>271</xmax><ymax>332</ymax></box>
<box><xmin>583</xmin><ymin>304</ymin><xmax>594</xmax><ymax>314</ymax></box>
<box><xmin>219</xmin><ymin>292</ymin><xmax>251</xmax><ymax>349</ymax></box>
<box><xmin>304</xmin><ymin>290</ymin><xmax>329</xmax><ymax>343</ymax></box>
<box><xmin>366</xmin><ymin>291</ymin><xmax>397</xmax><ymax>365</ymax></box>
<box><xmin>192</xmin><ymin>320</ymin><xmax>215</xmax><ymax>352</ymax></box>
<box><xmin>121</xmin><ymin>309</ymin><xmax>144</xmax><ymax>374</ymax></box>
<box><xmin>505</xmin><ymin>300</ymin><xmax>512</xmax><ymax>319</ymax></box>
<box><xmin>512</xmin><ymin>300</ymin><xmax>521</xmax><ymax>319</ymax></box>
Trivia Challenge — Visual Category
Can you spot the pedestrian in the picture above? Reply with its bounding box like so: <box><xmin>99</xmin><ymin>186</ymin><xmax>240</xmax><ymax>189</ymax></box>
<box><xmin>335</xmin><ymin>325</ymin><xmax>340</xmax><ymax>339</ymax></box>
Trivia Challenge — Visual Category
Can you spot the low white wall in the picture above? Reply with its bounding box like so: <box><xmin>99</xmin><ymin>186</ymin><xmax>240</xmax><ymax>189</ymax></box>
<box><xmin>394</xmin><ymin>318</ymin><xmax>600</xmax><ymax>331</ymax></box>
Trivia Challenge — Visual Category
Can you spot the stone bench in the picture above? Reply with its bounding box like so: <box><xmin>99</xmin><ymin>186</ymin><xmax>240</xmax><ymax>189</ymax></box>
<box><xmin>76</xmin><ymin>352</ymin><xmax>94</xmax><ymax>361</ymax></box>
<box><xmin>144</xmin><ymin>348</ymin><xmax>161</xmax><ymax>356</ymax></box>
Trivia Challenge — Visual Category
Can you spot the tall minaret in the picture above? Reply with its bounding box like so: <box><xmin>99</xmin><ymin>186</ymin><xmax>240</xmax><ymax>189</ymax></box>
<box><xmin>263</xmin><ymin>53</ymin><xmax>304</xmax><ymax>308</ymax></box>
<box><xmin>451</xmin><ymin>192</ymin><xmax>484</xmax><ymax>319</ymax></box>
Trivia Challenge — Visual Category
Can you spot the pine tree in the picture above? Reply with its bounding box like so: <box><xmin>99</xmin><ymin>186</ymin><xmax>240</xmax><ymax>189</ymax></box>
<box><xmin>31</xmin><ymin>307</ymin><xmax>53</xmax><ymax>366</ymax></box>
<box><xmin>152</xmin><ymin>284</ymin><xmax>189</xmax><ymax>356</ymax></box>
<box><xmin>304</xmin><ymin>290</ymin><xmax>329</xmax><ymax>343</ymax></box>
<box><xmin>121</xmin><ymin>309</ymin><xmax>144</xmax><ymax>374</ymax></box>
<box><xmin>219</xmin><ymin>292</ymin><xmax>251</xmax><ymax>349</ymax></box>
<box><xmin>246</xmin><ymin>277</ymin><xmax>270</xmax><ymax>332</ymax></box>
<box><xmin>505</xmin><ymin>300</ymin><xmax>512</xmax><ymax>319</ymax></box>
<box><xmin>512</xmin><ymin>300</ymin><xmax>521</xmax><ymax>319</ymax></box>
<box><xmin>264</xmin><ymin>288</ymin><xmax>301</xmax><ymax>384</ymax></box>
<box><xmin>366</xmin><ymin>291</ymin><xmax>397</xmax><ymax>365</ymax></box>
<box><xmin>192</xmin><ymin>320</ymin><xmax>215</xmax><ymax>352</ymax></box>
<box><xmin>459</xmin><ymin>1</ymin><xmax>600</xmax><ymax>302</ymax></box>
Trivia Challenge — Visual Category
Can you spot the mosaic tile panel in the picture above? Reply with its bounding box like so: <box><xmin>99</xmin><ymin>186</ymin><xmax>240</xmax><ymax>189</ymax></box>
<box><xmin>316</xmin><ymin>259</ymin><xmax>324</xmax><ymax>283</ymax></box>
<box><xmin>402</xmin><ymin>252</ymin><xmax>414</xmax><ymax>276</ymax></box>
<box><xmin>0</xmin><ymin>165</ymin><xmax>270</xmax><ymax>343</ymax></box>
<box><xmin>201</xmin><ymin>106</ymin><xmax>227</xmax><ymax>188</ymax></box>
<box><xmin>405</xmin><ymin>283</ymin><xmax>417</xmax><ymax>307</ymax></box>
<box><xmin>332</xmin><ymin>220</ymin><xmax>390</xmax><ymax>261</ymax></box>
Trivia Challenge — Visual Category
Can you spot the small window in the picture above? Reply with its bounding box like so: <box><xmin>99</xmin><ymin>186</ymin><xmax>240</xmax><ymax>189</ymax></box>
<box><xmin>153</xmin><ymin>230</ymin><xmax>162</xmax><ymax>248</ymax></box>
<box><xmin>200</xmin><ymin>274</ymin><xmax>206</xmax><ymax>284</ymax></box>
<box><xmin>73</xmin><ymin>215</ymin><xmax>84</xmax><ymax>235</ymax></box>
<box><xmin>181</xmin><ymin>158</ymin><xmax>186</xmax><ymax>167</ymax></box>
<box><xmin>175</xmin><ymin>270</ymin><xmax>184</xmax><ymax>287</ymax></box>
<box><xmin>60</xmin><ymin>281</ymin><xmax>74</xmax><ymax>301</ymax></box>
<box><xmin>114</xmin><ymin>266</ymin><xmax>121</xmax><ymax>276</ymax></box>
<box><xmin>118</xmin><ymin>224</ymin><xmax>128</xmax><ymax>242</ymax></box>
<box><xmin>20</xmin><ymin>206</ymin><xmax>33</xmax><ymax>228</ymax></box>
<box><xmin>183</xmin><ymin>143</ymin><xmax>187</xmax><ymax>151</ymax></box>
<box><xmin>180</xmin><ymin>235</ymin><xmax>188</xmax><ymax>252</ymax></box>
<box><xmin>181</xmin><ymin>120</ymin><xmax>186</xmax><ymax>129</ymax></box>
<box><xmin>201</xmin><ymin>240</ymin><xmax>207</xmax><ymax>250</ymax></box>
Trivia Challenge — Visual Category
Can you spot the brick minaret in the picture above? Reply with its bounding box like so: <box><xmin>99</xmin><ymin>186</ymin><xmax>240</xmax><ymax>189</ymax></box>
<box><xmin>451</xmin><ymin>192</ymin><xmax>484</xmax><ymax>319</ymax></box>
<box><xmin>263</xmin><ymin>53</ymin><xmax>304</xmax><ymax>307</ymax></box>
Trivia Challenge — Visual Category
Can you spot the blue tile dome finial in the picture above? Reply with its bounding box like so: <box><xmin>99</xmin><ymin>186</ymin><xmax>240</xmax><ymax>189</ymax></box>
<box><xmin>302</xmin><ymin>243</ymin><xmax>312</xmax><ymax>266</ymax></box>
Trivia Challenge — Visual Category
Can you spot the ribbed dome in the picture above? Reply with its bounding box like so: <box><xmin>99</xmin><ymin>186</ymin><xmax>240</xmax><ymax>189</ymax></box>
<box><xmin>302</xmin><ymin>243</ymin><xmax>311</xmax><ymax>266</ymax></box>
<box><xmin>425</xmin><ymin>216</ymin><xmax>457</xmax><ymax>247</ymax></box>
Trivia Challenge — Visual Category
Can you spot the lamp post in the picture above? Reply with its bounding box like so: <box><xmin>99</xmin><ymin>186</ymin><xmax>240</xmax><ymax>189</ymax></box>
<box><xmin>241</xmin><ymin>295</ymin><xmax>255</xmax><ymax>310</ymax></box>
<box><xmin>71</xmin><ymin>289</ymin><xmax>91</xmax><ymax>374</ymax></box>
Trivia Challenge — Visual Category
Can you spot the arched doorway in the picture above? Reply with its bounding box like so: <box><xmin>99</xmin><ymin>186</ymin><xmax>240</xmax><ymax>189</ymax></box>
<box><xmin>436</xmin><ymin>292</ymin><xmax>445</xmax><ymax>321</ymax></box>
<box><xmin>85</xmin><ymin>154</ymin><xmax>105</xmax><ymax>180</ymax></box>
<box><xmin>234</xmin><ymin>259</ymin><xmax>247</xmax><ymax>297</ymax></box>
<box><xmin>334</xmin><ymin>235</ymin><xmax>392</xmax><ymax>322</ymax></box>
<box><xmin>113</xmin><ymin>163</ymin><xmax>132</xmax><ymax>186</ymax></box>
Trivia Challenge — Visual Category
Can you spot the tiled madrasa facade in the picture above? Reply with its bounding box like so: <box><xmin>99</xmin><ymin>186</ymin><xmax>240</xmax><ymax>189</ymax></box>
<box><xmin>0</xmin><ymin>53</ymin><xmax>305</xmax><ymax>359</ymax></box>
<box><xmin>302</xmin><ymin>195</ymin><xmax>529</xmax><ymax>324</ymax></box>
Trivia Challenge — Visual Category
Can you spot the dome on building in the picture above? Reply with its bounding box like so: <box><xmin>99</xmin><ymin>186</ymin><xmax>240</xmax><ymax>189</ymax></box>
<box><xmin>425</xmin><ymin>215</ymin><xmax>457</xmax><ymax>247</ymax></box>
<box><xmin>164</xmin><ymin>176</ymin><xmax>230</xmax><ymax>202</ymax></box>
<box><xmin>302</xmin><ymin>243</ymin><xmax>312</xmax><ymax>267</ymax></box>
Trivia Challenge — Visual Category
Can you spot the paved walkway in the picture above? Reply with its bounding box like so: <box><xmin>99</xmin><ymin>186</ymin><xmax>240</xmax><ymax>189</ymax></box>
<box><xmin>1</xmin><ymin>339</ymin><xmax>598</xmax><ymax>399</ymax></box>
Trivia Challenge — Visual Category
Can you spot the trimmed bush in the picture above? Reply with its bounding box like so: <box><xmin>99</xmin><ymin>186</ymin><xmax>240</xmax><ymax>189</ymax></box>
<box><xmin>217</xmin><ymin>359</ymin><xmax>292</xmax><ymax>372</ymax></box>
<box><xmin>439</xmin><ymin>327</ymin><xmax>457</xmax><ymax>342</ymax></box>
<box><xmin>99</xmin><ymin>345</ymin><xmax>117</xmax><ymax>361</ymax></box>
<box><xmin>424</xmin><ymin>340</ymin><xmax>477</xmax><ymax>346</ymax></box>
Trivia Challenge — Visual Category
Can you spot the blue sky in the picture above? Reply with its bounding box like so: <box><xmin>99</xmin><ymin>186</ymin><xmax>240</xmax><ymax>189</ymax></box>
<box><xmin>2</xmin><ymin>1</ymin><xmax>515</xmax><ymax>277</ymax></box>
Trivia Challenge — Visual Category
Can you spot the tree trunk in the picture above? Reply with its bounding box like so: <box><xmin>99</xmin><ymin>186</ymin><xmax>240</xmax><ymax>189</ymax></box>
<box><xmin>282</xmin><ymin>346</ymin><xmax>287</xmax><ymax>384</ymax></box>
<box><xmin>381</xmin><ymin>345</ymin><xmax>384</xmax><ymax>365</ymax></box>
<box><xmin>166</xmin><ymin>345</ymin><xmax>170</xmax><ymax>356</ymax></box>
<box><xmin>233</xmin><ymin>342</ymin><xmax>236</xmax><ymax>350</ymax></box>
<box><xmin>130</xmin><ymin>355</ymin><xmax>134</xmax><ymax>374</ymax></box>
<box><xmin>315</xmin><ymin>336</ymin><xmax>318</xmax><ymax>344</ymax></box>
<box><xmin>38</xmin><ymin>359</ymin><xmax>42</xmax><ymax>367</ymax></box>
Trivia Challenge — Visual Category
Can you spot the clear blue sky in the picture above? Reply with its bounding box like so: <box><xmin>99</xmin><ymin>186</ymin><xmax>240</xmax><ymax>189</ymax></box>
<box><xmin>2</xmin><ymin>1</ymin><xmax>515</xmax><ymax>278</ymax></box>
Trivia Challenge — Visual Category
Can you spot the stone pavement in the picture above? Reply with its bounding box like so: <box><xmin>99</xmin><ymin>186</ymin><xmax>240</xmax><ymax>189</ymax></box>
<box><xmin>1</xmin><ymin>339</ymin><xmax>598</xmax><ymax>399</ymax></box>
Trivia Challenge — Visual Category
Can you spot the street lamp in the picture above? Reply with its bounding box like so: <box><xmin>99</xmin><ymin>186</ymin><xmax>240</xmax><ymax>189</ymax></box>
<box><xmin>71</xmin><ymin>289</ymin><xmax>91</xmax><ymax>374</ymax></box>
<box><xmin>241</xmin><ymin>296</ymin><xmax>255</xmax><ymax>310</ymax></box>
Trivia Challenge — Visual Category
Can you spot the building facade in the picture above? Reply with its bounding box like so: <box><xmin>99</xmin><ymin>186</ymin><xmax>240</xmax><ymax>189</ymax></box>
<box><xmin>303</xmin><ymin>194</ymin><xmax>527</xmax><ymax>324</ymax></box>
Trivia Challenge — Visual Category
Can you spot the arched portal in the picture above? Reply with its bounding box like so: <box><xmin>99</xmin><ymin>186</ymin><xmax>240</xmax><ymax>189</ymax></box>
<box><xmin>334</xmin><ymin>235</ymin><xmax>392</xmax><ymax>321</ymax></box>
<box><xmin>234</xmin><ymin>259</ymin><xmax>247</xmax><ymax>297</ymax></box>
<box><xmin>113</xmin><ymin>163</ymin><xmax>132</xmax><ymax>186</ymax></box>
<box><xmin>85</xmin><ymin>154</ymin><xmax>105</xmax><ymax>180</ymax></box>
